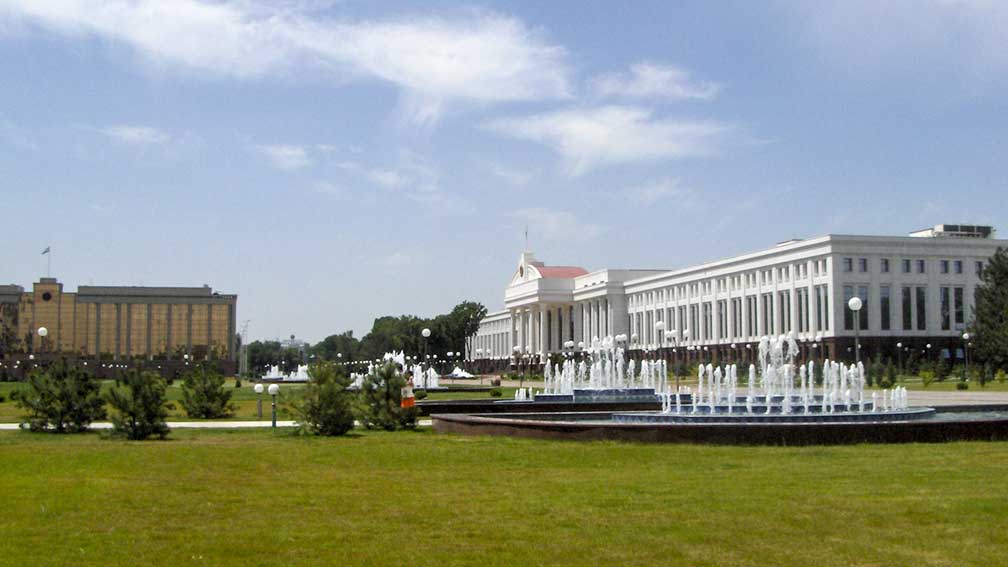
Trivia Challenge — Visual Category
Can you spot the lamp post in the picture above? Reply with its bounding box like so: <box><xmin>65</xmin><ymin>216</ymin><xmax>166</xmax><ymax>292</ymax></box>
<box><xmin>254</xmin><ymin>383</ymin><xmax>264</xmax><ymax>419</ymax></box>
<box><xmin>896</xmin><ymin>342</ymin><xmax>903</xmax><ymax>375</ymax></box>
<box><xmin>267</xmin><ymin>384</ymin><xmax>279</xmax><ymax>428</ymax></box>
<box><xmin>421</xmin><ymin>328</ymin><xmax>431</xmax><ymax>370</ymax></box>
<box><xmin>847</xmin><ymin>297</ymin><xmax>863</xmax><ymax>365</ymax></box>
<box><xmin>962</xmin><ymin>332</ymin><xmax>971</xmax><ymax>381</ymax></box>
<box><xmin>37</xmin><ymin>326</ymin><xmax>48</xmax><ymax>355</ymax></box>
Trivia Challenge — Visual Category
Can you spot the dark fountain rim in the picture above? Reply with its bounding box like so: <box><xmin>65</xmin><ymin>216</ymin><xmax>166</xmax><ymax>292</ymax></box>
<box><xmin>431</xmin><ymin>406</ymin><xmax>1008</xmax><ymax>445</ymax></box>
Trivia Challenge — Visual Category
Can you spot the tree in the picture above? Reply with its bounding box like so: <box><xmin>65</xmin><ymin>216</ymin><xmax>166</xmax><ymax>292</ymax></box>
<box><xmin>246</xmin><ymin>340</ymin><xmax>303</xmax><ymax>376</ymax></box>
<box><xmin>449</xmin><ymin>301</ymin><xmax>487</xmax><ymax>359</ymax></box>
<box><xmin>289</xmin><ymin>361</ymin><xmax>355</xmax><ymax>436</ymax></box>
<box><xmin>312</xmin><ymin>331</ymin><xmax>360</xmax><ymax>363</ymax></box>
<box><xmin>356</xmin><ymin>361</ymin><xmax>416</xmax><ymax>430</ymax></box>
<box><xmin>970</xmin><ymin>247</ymin><xmax>1008</xmax><ymax>369</ymax></box>
<box><xmin>179</xmin><ymin>363</ymin><xmax>236</xmax><ymax>419</ymax></box>
<box><xmin>106</xmin><ymin>369</ymin><xmax>171</xmax><ymax>440</ymax></box>
<box><xmin>12</xmin><ymin>358</ymin><xmax>106</xmax><ymax>432</ymax></box>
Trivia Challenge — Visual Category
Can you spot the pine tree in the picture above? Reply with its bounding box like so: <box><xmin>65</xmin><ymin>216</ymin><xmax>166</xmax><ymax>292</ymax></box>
<box><xmin>356</xmin><ymin>362</ymin><xmax>417</xmax><ymax>430</ymax></box>
<box><xmin>106</xmin><ymin>369</ymin><xmax>171</xmax><ymax>440</ymax></box>
<box><xmin>179</xmin><ymin>363</ymin><xmax>236</xmax><ymax>419</ymax></box>
<box><xmin>289</xmin><ymin>361</ymin><xmax>355</xmax><ymax>436</ymax></box>
<box><xmin>970</xmin><ymin>247</ymin><xmax>1008</xmax><ymax>370</ymax></box>
<box><xmin>12</xmin><ymin>358</ymin><xmax>105</xmax><ymax>432</ymax></box>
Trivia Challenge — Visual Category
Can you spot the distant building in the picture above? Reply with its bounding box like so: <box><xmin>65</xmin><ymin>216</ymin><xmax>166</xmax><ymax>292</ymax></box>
<box><xmin>469</xmin><ymin>224</ymin><xmax>1004</xmax><ymax>367</ymax></box>
<box><xmin>0</xmin><ymin>278</ymin><xmax>237</xmax><ymax>361</ymax></box>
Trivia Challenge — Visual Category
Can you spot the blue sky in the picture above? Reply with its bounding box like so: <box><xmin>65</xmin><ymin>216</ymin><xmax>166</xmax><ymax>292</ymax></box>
<box><xmin>2</xmin><ymin>0</ymin><xmax>1007</xmax><ymax>342</ymax></box>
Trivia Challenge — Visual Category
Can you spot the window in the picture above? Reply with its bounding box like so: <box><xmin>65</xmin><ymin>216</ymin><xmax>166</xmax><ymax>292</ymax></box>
<box><xmin>762</xmin><ymin>293</ymin><xmax>773</xmax><ymax>335</ymax></box>
<box><xmin>881</xmin><ymin>258</ymin><xmax>890</xmax><ymax>273</ymax></box>
<box><xmin>843</xmin><ymin>258</ymin><xmax>853</xmax><ymax>272</ymax></box>
<box><xmin>940</xmin><ymin>260</ymin><xmax>949</xmax><ymax>274</ymax></box>
<box><xmin>916</xmin><ymin>286</ymin><xmax>927</xmax><ymax>330</ymax></box>
<box><xmin>902</xmin><ymin>259</ymin><xmax>911</xmax><ymax>273</ymax></box>
<box><xmin>858</xmin><ymin>258</ymin><xmax>868</xmax><ymax>272</ymax></box>
<box><xmin>954</xmin><ymin>260</ymin><xmax>963</xmax><ymax>274</ymax></box>
<box><xmin>843</xmin><ymin>286</ymin><xmax>869</xmax><ymax>331</ymax></box>
<box><xmin>843</xmin><ymin>286</ymin><xmax>854</xmax><ymax>331</ymax></box>
<box><xmin>954</xmin><ymin>287</ymin><xmax>964</xmax><ymax>329</ymax></box>
<box><xmin>778</xmin><ymin>290</ymin><xmax>791</xmax><ymax>333</ymax></box>
<box><xmin>902</xmin><ymin>286</ymin><xmax>913</xmax><ymax>330</ymax></box>
<box><xmin>940</xmin><ymin>287</ymin><xmax>951</xmax><ymax>330</ymax></box>
<box><xmin>857</xmin><ymin>285</ymin><xmax>869</xmax><ymax>331</ymax></box>
<box><xmin>976</xmin><ymin>261</ymin><xmax>984</xmax><ymax>276</ymax></box>
<box><xmin>917</xmin><ymin>259</ymin><xmax>926</xmax><ymax>274</ymax></box>
<box><xmin>880</xmin><ymin>286</ymin><xmax>891</xmax><ymax>331</ymax></box>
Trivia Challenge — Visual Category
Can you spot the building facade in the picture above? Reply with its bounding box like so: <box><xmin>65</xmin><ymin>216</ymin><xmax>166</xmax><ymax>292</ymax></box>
<box><xmin>469</xmin><ymin>224</ymin><xmax>1004</xmax><ymax>369</ymax></box>
<box><xmin>0</xmin><ymin>277</ymin><xmax>237</xmax><ymax>361</ymax></box>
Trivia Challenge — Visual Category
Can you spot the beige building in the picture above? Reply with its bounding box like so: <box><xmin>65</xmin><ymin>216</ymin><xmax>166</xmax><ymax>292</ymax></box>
<box><xmin>0</xmin><ymin>277</ymin><xmax>237</xmax><ymax>361</ymax></box>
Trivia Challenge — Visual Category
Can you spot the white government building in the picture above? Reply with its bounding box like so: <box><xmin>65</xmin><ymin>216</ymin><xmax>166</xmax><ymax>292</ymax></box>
<box><xmin>468</xmin><ymin>224</ymin><xmax>1003</xmax><ymax>369</ymax></box>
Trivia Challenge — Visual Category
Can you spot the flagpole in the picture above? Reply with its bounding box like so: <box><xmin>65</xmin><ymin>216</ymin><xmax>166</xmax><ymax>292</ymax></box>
<box><xmin>47</xmin><ymin>248</ymin><xmax>51</xmax><ymax>278</ymax></box>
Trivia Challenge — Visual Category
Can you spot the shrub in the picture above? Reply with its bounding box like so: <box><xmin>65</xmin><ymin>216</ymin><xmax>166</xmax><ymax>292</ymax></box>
<box><xmin>179</xmin><ymin>363</ymin><xmax>236</xmax><ymax>419</ymax></box>
<box><xmin>956</xmin><ymin>381</ymin><xmax>969</xmax><ymax>391</ymax></box>
<box><xmin>997</xmin><ymin>369</ymin><xmax>1007</xmax><ymax>384</ymax></box>
<box><xmin>234</xmin><ymin>378</ymin><xmax>242</xmax><ymax>388</ymax></box>
<box><xmin>920</xmin><ymin>370</ymin><xmax>935</xmax><ymax>389</ymax></box>
<box><xmin>289</xmin><ymin>361</ymin><xmax>355</xmax><ymax>436</ymax></box>
<box><xmin>106</xmin><ymin>369</ymin><xmax>171</xmax><ymax>440</ymax></box>
<box><xmin>490</xmin><ymin>388</ymin><xmax>503</xmax><ymax>398</ymax></box>
<box><xmin>11</xmin><ymin>358</ymin><xmax>105</xmax><ymax>432</ymax></box>
<box><xmin>0</xmin><ymin>393</ymin><xmax>5</xmax><ymax>403</ymax></box>
<box><xmin>886</xmin><ymin>362</ymin><xmax>898</xmax><ymax>385</ymax></box>
<box><xmin>414</xmin><ymin>388</ymin><xmax>428</xmax><ymax>401</ymax></box>
<box><xmin>935</xmin><ymin>362</ymin><xmax>948</xmax><ymax>382</ymax></box>
<box><xmin>356</xmin><ymin>362</ymin><xmax>417</xmax><ymax>431</ymax></box>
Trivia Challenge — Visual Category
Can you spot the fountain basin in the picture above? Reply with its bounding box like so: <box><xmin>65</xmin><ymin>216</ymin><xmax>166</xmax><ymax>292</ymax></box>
<box><xmin>613</xmin><ymin>407</ymin><xmax>936</xmax><ymax>424</ymax></box>
<box><xmin>432</xmin><ymin>407</ymin><xmax>1008</xmax><ymax>445</ymax></box>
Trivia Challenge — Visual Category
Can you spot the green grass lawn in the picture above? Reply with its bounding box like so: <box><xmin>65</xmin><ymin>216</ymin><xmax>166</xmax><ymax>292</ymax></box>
<box><xmin>0</xmin><ymin>429</ymin><xmax>1004</xmax><ymax>566</ymax></box>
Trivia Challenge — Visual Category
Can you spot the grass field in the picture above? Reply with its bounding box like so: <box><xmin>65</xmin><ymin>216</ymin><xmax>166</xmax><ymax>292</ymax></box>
<box><xmin>0</xmin><ymin>428</ymin><xmax>1005</xmax><ymax>566</ymax></box>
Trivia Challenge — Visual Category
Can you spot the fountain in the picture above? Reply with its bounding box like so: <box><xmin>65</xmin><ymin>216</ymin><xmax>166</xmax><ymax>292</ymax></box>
<box><xmin>516</xmin><ymin>333</ymin><xmax>672</xmax><ymax>405</ymax></box>
<box><xmin>612</xmin><ymin>332</ymin><xmax>932</xmax><ymax>424</ymax></box>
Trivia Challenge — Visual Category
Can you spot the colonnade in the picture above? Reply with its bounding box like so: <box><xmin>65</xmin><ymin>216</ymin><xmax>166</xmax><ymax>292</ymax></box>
<box><xmin>506</xmin><ymin>298</ymin><xmax>613</xmax><ymax>356</ymax></box>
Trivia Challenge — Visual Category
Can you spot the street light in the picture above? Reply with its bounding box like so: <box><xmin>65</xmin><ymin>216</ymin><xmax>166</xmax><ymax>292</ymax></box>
<box><xmin>254</xmin><ymin>383</ymin><xmax>264</xmax><ymax>419</ymax></box>
<box><xmin>896</xmin><ymin>342</ymin><xmax>903</xmax><ymax>374</ymax></box>
<box><xmin>421</xmin><ymin>328</ymin><xmax>431</xmax><ymax>369</ymax></box>
<box><xmin>267</xmin><ymin>384</ymin><xmax>279</xmax><ymax>428</ymax></box>
<box><xmin>962</xmin><ymin>332</ymin><xmax>971</xmax><ymax>381</ymax></box>
<box><xmin>847</xmin><ymin>296</ymin><xmax>863</xmax><ymax>365</ymax></box>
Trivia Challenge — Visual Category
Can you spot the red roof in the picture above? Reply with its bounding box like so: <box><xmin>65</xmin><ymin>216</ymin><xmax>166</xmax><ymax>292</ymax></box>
<box><xmin>535</xmin><ymin>265</ymin><xmax>589</xmax><ymax>278</ymax></box>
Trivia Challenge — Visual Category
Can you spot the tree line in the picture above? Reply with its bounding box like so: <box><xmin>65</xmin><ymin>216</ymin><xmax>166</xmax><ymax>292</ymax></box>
<box><xmin>245</xmin><ymin>301</ymin><xmax>487</xmax><ymax>376</ymax></box>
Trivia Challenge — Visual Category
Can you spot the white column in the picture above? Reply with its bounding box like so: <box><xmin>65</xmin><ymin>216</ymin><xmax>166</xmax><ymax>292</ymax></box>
<box><xmin>538</xmin><ymin>305</ymin><xmax>546</xmax><ymax>356</ymax></box>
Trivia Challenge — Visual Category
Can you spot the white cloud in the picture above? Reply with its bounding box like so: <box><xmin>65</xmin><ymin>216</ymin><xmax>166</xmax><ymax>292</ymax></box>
<box><xmin>0</xmin><ymin>1</ymin><xmax>571</xmax><ymax>123</ymax></box>
<box><xmin>486</xmin><ymin>106</ymin><xmax>729</xmax><ymax>175</ymax></box>
<box><xmin>512</xmin><ymin>207</ymin><xmax>602</xmax><ymax>241</ymax></box>
<box><xmin>623</xmin><ymin>178</ymin><xmax>691</xmax><ymax>206</ymax></box>
<box><xmin>99</xmin><ymin>124</ymin><xmax>168</xmax><ymax>145</ymax></box>
<box><xmin>365</xmin><ymin>168</ymin><xmax>405</xmax><ymax>188</ymax></box>
<box><xmin>592</xmin><ymin>63</ymin><xmax>720</xmax><ymax>100</ymax></box>
<box><xmin>255</xmin><ymin>144</ymin><xmax>311</xmax><ymax>170</ymax></box>
<box><xmin>483</xmin><ymin>160</ymin><xmax>536</xmax><ymax>187</ymax></box>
